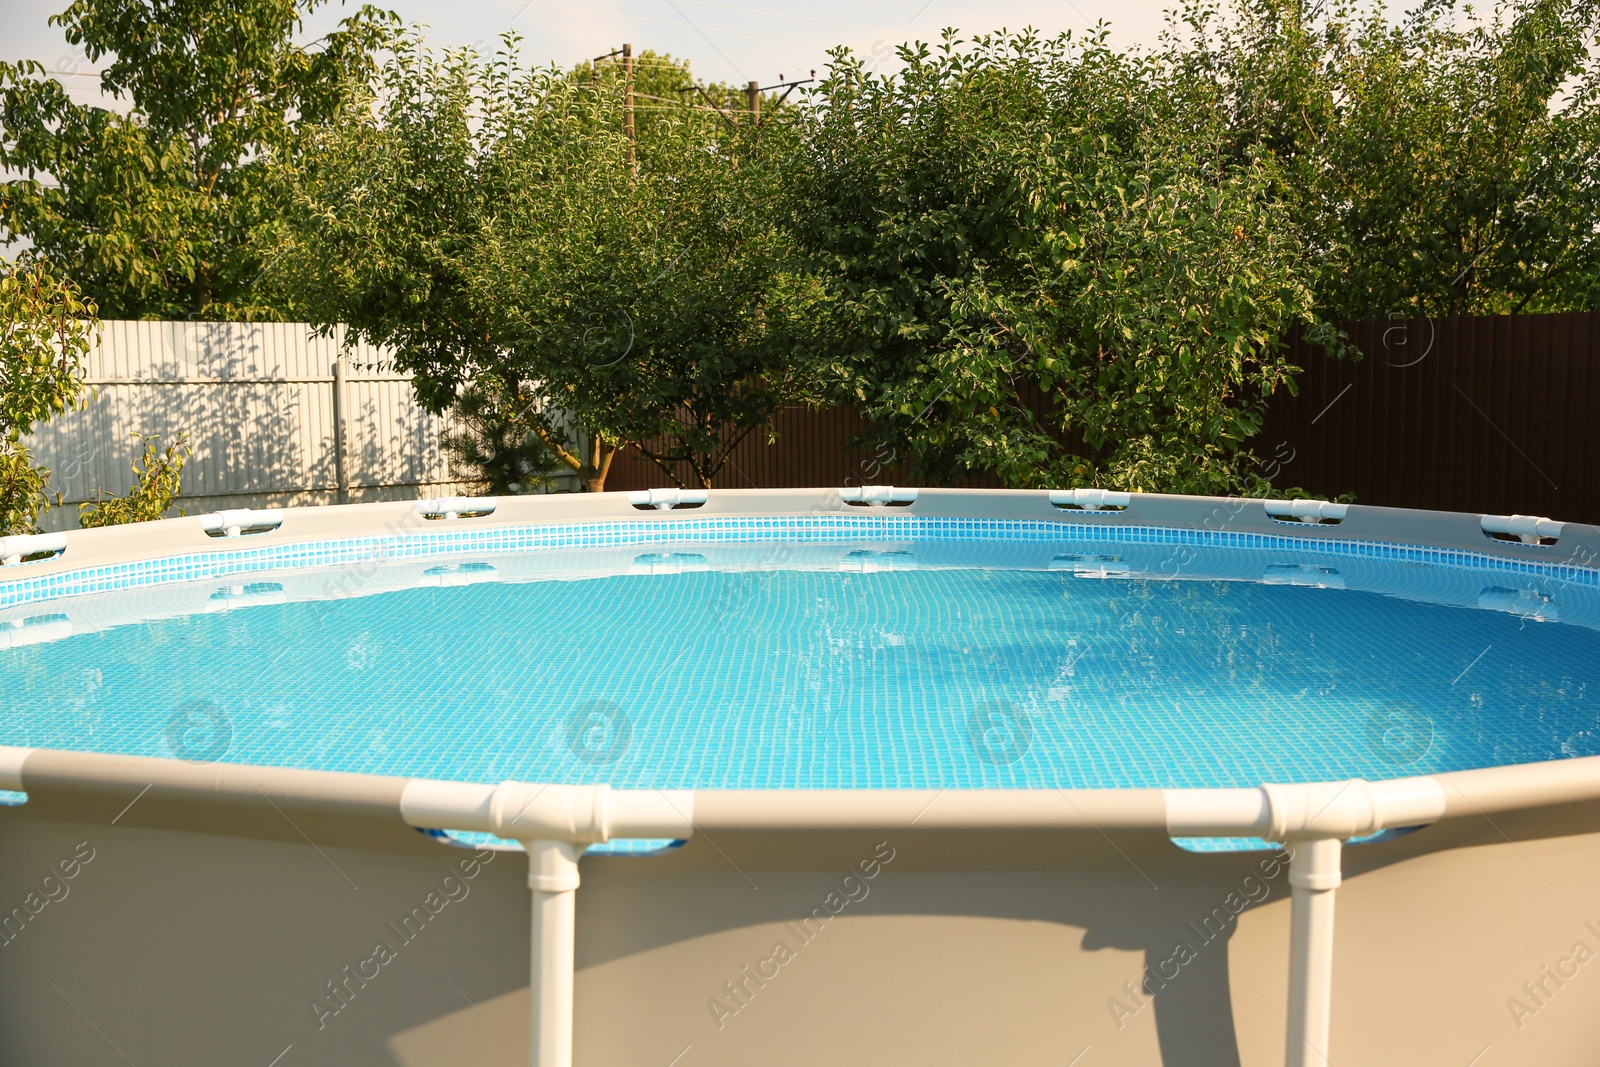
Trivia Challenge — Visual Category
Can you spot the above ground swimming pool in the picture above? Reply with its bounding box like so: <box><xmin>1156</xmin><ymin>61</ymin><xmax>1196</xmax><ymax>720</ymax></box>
<box><xmin>3</xmin><ymin>487</ymin><xmax>1599</xmax><ymax>1067</ymax></box>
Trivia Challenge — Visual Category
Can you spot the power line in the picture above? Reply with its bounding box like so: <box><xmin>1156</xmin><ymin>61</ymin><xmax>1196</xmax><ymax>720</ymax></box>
<box><xmin>760</xmin><ymin>72</ymin><xmax>817</xmax><ymax>106</ymax></box>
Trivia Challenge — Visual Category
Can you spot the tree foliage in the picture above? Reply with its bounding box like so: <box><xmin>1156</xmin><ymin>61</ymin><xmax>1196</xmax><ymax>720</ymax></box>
<box><xmin>1174</xmin><ymin>0</ymin><xmax>1600</xmax><ymax>319</ymax></box>
<box><xmin>2</xmin><ymin>257</ymin><xmax>193</xmax><ymax>533</ymax></box>
<box><xmin>790</xmin><ymin>30</ymin><xmax>1326</xmax><ymax>492</ymax></box>
<box><xmin>440</xmin><ymin>383</ymin><xmax>557</xmax><ymax>496</ymax></box>
<box><xmin>1</xmin><ymin>256</ymin><xmax>95</xmax><ymax>534</ymax></box>
<box><xmin>78</xmin><ymin>433</ymin><xmax>190</xmax><ymax>526</ymax></box>
<box><xmin>0</xmin><ymin>0</ymin><xmax>393</xmax><ymax>319</ymax></box>
<box><xmin>279</xmin><ymin>34</ymin><xmax>825</xmax><ymax>490</ymax></box>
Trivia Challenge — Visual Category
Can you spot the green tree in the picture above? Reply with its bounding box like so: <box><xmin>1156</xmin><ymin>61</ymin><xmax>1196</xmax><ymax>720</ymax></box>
<box><xmin>441</xmin><ymin>383</ymin><xmax>556</xmax><ymax>496</ymax></box>
<box><xmin>789</xmin><ymin>30</ymin><xmax>1326</xmax><ymax>492</ymax></box>
<box><xmin>1</xmin><ymin>255</ymin><xmax>95</xmax><ymax>534</ymax></box>
<box><xmin>0</xmin><ymin>0</ymin><xmax>393</xmax><ymax>319</ymax></box>
<box><xmin>1173</xmin><ymin>0</ymin><xmax>1600</xmax><ymax>319</ymax></box>
<box><xmin>279</xmin><ymin>34</ymin><xmax>825</xmax><ymax>491</ymax></box>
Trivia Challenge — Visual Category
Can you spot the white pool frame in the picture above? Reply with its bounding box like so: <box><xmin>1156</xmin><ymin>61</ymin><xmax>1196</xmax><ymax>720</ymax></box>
<box><xmin>3</xmin><ymin>486</ymin><xmax>1600</xmax><ymax>1067</ymax></box>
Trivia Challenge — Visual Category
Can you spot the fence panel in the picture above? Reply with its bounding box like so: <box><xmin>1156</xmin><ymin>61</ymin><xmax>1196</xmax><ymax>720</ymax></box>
<box><xmin>1266</xmin><ymin>312</ymin><xmax>1600</xmax><ymax>524</ymax></box>
<box><xmin>604</xmin><ymin>402</ymin><xmax>913</xmax><ymax>491</ymax></box>
<box><xmin>23</xmin><ymin>321</ymin><xmax>472</xmax><ymax>531</ymax></box>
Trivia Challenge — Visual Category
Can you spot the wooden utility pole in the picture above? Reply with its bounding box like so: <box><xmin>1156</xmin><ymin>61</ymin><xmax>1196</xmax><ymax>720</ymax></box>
<box><xmin>622</xmin><ymin>43</ymin><xmax>637</xmax><ymax>174</ymax></box>
<box><xmin>746</xmin><ymin>80</ymin><xmax>761</xmax><ymax>119</ymax></box>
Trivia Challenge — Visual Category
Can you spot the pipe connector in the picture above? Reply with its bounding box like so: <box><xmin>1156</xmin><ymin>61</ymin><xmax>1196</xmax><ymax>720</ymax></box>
<box><xmin>1287</xmin><ymin>837</ymin><xmax>1344</xmax><ymax>891</ymax></box>
<box><xmin>1264</xmin><ymin>778</ymin><xmax>1446</xmax><ymax>841</ymax></box>
<box><xmin>0</xmin><ymin>533</ymin><xmax>67</xmax><ymax>566</ymax></box>
<box><xmin>492</xmin><ymin>783</ymin><xmax>611</xmax><ymax>844</ymax></box>
<box><xmin>1166</xmin><ymin>778</ymin><xmax>1448</xmax><ymax>840</ymax></box>
<box><xmin>1481</xmin><ymin>513</ymin><xmax>1562</xmax><ymax>545</ymax></box>
<box><xmin>415</xmin><ymin>496</ymin><xmax>497</xmax><ymax>520</ymax></box>
<box><xmin>199</xmin><ymin>509</ymin><xmax>284</xmax><ymax>538</ymax></box>
<box><xmin>399</xmin><ymin>779</ymin><xmax>696</xmax><ymax>842</ymax></box>
<box><xmin>528</xmin><ymin>840</ymin><xmax>585</xmax><ymax>893</ymax></box>
<box><xmin>0</xmin><ymin>745</ymin><xmax>33</xmax><ymax>791</ymax></box>
<box><xmin>841</xmin><ymin>485</ymin><xmax>918</xmax><ymax>507</ymax></box>
<box><xmin>1049</xmin><ymin>487</ymin><xmax>1130</xmax><ymax>511</ymax></box>
<box><xmin>628</xmin><ymin>488</ymin><xmax>708</xmax><ymax>511</ymax></box>
<box><xmin>1265</xmin><ymin>780</ymin><xmax>1380</xmax><ymax>841</ymax></box>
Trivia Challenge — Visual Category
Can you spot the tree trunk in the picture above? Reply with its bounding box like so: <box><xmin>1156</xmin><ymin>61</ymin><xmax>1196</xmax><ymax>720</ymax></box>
<box><xmin>533</xmin><ymin>422</ymin><xmax>618</xmax><ymax>493</ymax></box>
<box><xmin>582</xmin><ymin>436</ymin><xmax>618</xmax><ymax>493</ymax></box>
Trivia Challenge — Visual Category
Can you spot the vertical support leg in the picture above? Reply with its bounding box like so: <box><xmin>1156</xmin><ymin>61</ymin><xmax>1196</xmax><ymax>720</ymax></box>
<box><xmin>1286</xmin><ymin>837</ymin><xmax>1342</xmax><ymax>1067</ymax></box>
<box><xmin>528</xmin><ymin>840</ymin><xmax>583</xmax><ymax>1067</ymax></box>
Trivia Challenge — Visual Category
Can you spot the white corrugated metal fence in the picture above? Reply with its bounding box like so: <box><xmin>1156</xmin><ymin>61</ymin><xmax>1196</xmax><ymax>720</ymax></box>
<box><xmin>23</xmin><ymin>321</ymin><xmax>489</xmax><ymax>531</ymax></box>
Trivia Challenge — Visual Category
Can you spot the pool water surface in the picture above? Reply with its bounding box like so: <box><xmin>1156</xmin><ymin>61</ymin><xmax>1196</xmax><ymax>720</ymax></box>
<box><xmin>2</xmin><ymin>535</ymin><xmax>1596</xmax><ymax>795</ymax></box>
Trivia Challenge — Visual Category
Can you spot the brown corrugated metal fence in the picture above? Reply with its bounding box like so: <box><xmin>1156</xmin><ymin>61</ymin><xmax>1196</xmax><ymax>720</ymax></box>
<box><xmin>608</xmin><ymin>311</ymin><xmax>1600</xmax><ymax>525</ymax></box>
<box><xmin>1264</xmin><ymin>312</ymin><xmax>1600</xmax><ymax>525</ymax></box>
<box><xmin>605</xmin><ymin>402</ymin><xmax>916</xmax><ymax>492</ymax></box>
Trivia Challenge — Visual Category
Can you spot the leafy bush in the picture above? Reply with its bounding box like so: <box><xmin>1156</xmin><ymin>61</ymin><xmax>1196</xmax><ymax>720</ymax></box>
<box><xmin>440</xmin><ymin>383</ymin><xmax>557</xmax><ymax>496</ymax></box>
<box><xmin>1</xmin><ymin>255</ymin><xmax>94</xmax><ymax>535</ymax></box>
<box><xmin>78</xmin><ymin>433</ymin><xmax>190</xmax><ymax>527</ymax></box>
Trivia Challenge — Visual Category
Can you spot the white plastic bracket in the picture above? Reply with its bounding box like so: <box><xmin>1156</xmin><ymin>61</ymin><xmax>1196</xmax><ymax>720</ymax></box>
<box><xmin>1264</xmin><ymin>499</ymin><xmax>1348</xmax><ymax>525</ymax></box>
<box><xmin>1481</xmin><ymin>514</ymin><xmax>1562</xmax><ymax>545</ymax></box>
<box><xmin>415</xmin><ymin>496</ymin><xmax>497</xmax><ymax>520</ymax></box>
<box><xmin>0</xmin><ymin>533</ymin><xmax>68</xmax><ymax>566</ymax></box>
<box><xmin>840</xmin><ymin>486</ymin><xmax>918</xmax><ymax>507</ymax></box>
<box><xmin>199</xmin><ymin>509</ymin><xmax>284</xmax><ymax>538</ymax></box>
<box><xmin>1048</xmin><ymin>488</ymin><xmax>1130</xmax><ymax>512</ymax></box>
<box><xmin>627</xmin><ymin>488</ymin><xmax>709</xmax><ymax>511</ymax></box>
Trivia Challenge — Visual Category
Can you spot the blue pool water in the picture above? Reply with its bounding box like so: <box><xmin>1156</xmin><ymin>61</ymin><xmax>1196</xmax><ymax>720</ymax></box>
<box><xmin>2</xmin><ymin>528</ymin><xmax>1598</xmax><ymax>805</ymax></box>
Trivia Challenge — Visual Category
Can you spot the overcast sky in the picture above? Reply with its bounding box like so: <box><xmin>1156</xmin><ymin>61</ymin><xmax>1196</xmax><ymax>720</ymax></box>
<box><xmin>0</xmin><ymin>0</ymin><xmax>1180</xmax><ymax>106</ymax></box>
